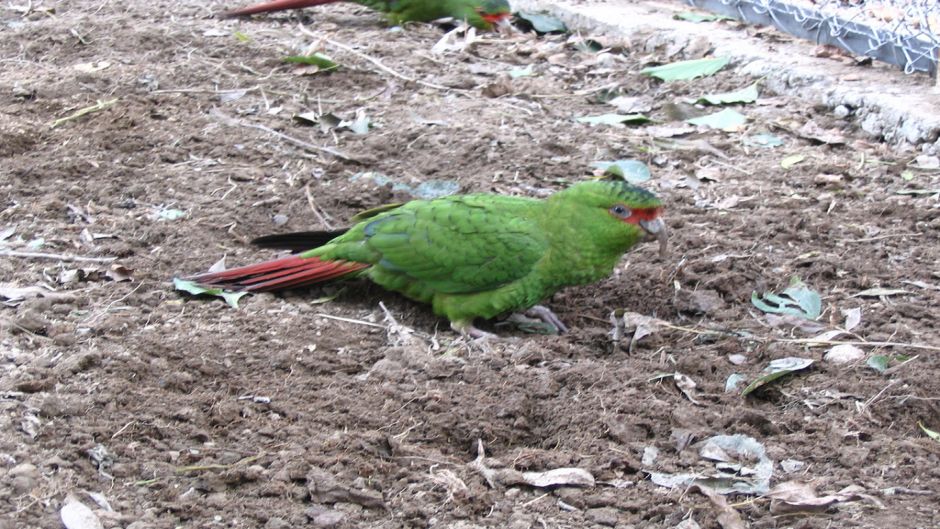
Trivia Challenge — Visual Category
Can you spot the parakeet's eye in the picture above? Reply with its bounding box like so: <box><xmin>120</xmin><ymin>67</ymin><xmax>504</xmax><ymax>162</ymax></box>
<box><xmin>609</xmin><ymin>204</ymin><xmax>631</xmax><ymax>219</ymax></box>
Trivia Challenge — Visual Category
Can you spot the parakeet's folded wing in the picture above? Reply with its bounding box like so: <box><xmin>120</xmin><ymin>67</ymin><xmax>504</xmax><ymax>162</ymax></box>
<box><xmin>361</xmin><ymin>196</ymin><xmax>547</xmax><ymax>294</ymax></box>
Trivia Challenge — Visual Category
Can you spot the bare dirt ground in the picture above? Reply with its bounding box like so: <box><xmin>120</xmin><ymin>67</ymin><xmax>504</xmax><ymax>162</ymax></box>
<box><xmin>2</xmin><ymin>1</ymin><xmax>939</xmax><ymax>528</ymax></box>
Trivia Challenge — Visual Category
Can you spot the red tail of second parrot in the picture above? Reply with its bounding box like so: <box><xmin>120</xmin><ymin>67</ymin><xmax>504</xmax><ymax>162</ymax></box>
<box><xmin>189</xmin><ymin>255</ymin><xmax>368</xmax><ymax>292</ymax></box>
<box><xmin>223</xmin><ymin>0</ymin><xmax>342</xmax><ymax>17</ymax></box>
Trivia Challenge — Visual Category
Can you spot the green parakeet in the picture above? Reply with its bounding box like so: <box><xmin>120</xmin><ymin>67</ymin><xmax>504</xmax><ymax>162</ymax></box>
<box><xmin>223</xmin><ymin>0</ymin><xmax>512</xmax><ymax>30</ymax></box>
<box><xmin>186</xmin><ymin>180</ymin><xmax>667</xmax><ymax>337</ymax></box>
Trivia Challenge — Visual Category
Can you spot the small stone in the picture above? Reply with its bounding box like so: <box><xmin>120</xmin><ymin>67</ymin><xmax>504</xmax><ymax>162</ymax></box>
<box><xmin>780</xmin><ymin>459</ymin><xmax>805</xmax><ymax>473</ymax></box>
<box><xmin>11</xmin><ymin>475</ymin><xmax>36</xmax><ymax>494</ymax></box>
<box><xmin>206</xmin><ymin>492</ymin><xmax>227</xmax><ymax>508</ymax></box>
<box><xmin>15</xmin><ymin>310</ymin><xmax>49</xmax><ymax>334</ymax></box>
<box><xmin>674</xmin><ymin>289</ymin><xmax>725</xmax><ymax>314</ymax></box>
<box><xmin>10</xmin><ymin>463</ymin><xmax>38</xmax><ymax>478</ymax></box>
<box><xmin>727</xmin><ymin>354</ymin><xmax>747</xmax><ymax>365</ymax></box>
<box><xmin>838</xmin><ymin>446</ymin><xmax>870</xmax><ymax>468</ymax></box>
<box><xmin>814</xmin><ymin>173</ymin><xmax>843</xmax><ymax>186</ymax></box>
<box><xmin>368</xmin><ymin>358</ymin><xmax>404</xmax><ymax>380</ymax></box>
<box><xmin>833</xmin><ymin>105</ymin><xmax>851</xmax><ymax>118</ymax></box>
<box><xmin>914</xmin><ymin>154</ymin><xmax>940</xmax><ymax>169</ymax></box>
<box><xmin>585</xmin><ymin>507</ymin><xmax>619</xmax><ymax>527</ymax></box>
<box><xmin>54</xmin><ymin>352</ymin><xmax>101</xmax><ymax>375</ymax></box>
<box><xmin>272</xmin><ymin>214</ymin><xmax>289</xmax><ymax>226</ymax></box>
<box><xmin>38</xmin><ymin>395</ymin><xmax>69</xmax><ymax>417</ymax></box>
<box><xmin>824</xmin><ymin>344</ymin><xmax>864</xmax><ymax>364</ymax></box>
<box><xmin>264</xmin><ymin>517</ymin><xmax>290</xmax><ymax>529</ymax></box>
<box><xmin>305</xmin><ymin>505</ymin><xmax>345</xmax><ymax>527</ymax></box>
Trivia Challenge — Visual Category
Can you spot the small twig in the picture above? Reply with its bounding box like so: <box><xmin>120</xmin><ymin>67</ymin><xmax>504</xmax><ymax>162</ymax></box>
<box><xmin>316</xmin><ymin>313</ymin><xmax>386</xmax><ymax>329</ymax></box>
<box><xmin>175</xmin><ymin>453</ymin><xmax>263</xmax><ymax>474</ymax></box>
<box><xmin>573</xmin><ymin>81</ymin><xmax>621</xmax><ymax>96</ymax></box>
<box><xmin>883</xmin><ymin>486</ymin><xmax>934</xmax><ymax>496</ymax></box>
<box><xmin>0</xmin><ymin>317</ymin><xmax>53</xmax><ymax>341</ymax></box>
<box><xmin>883</xmin><ymin>354</ymin><xmax>920</xmax><ymax>375</ymax></box>
<box><xmin>304</xmin><ymin>184</ymin><xmax>334</xmax><ymax>229</ymax></box>
<box><xmin>657</xmin><ymin>321</ymin><xmax>940</xmax><ymax>352</ymax></box>
<box><xmin>210</xmin><ymin>108</ymin><xmax>360</xmax><ymax>163</ymax></box>
<box><xmin>845</xmin><ymin>232</ymin><xmax>921</xmax><ymax>243</ymax></box>
<box><xmin>469</xmin><ymin>439</ymin><xmax>498</xmax><ymax>488</ymax></box>
<box><xmin>299</xmin><ymin>26</ymin><xmax>467</xmax><ymax>93</ymax></box>
<box><xmin>51</xmin><ymin>98</ymin><xmax>118</xmax><ymax>128</ymax></box>
<box><xmin>151</xmin><ymin>86</ymin><xmax>259</xmax><ymax>95</ymax></box>
<box><xmin>522</xmin><ymin>492</ymin><xmax>550</xmax><ymax>507</ymax></box>
<box><xmin>0</xmin><ymin>249</ymin><xmax>116</xmax><ymax>263</ymax></box>
<box><xmin>111</xmin><ymin>420</ymin><xmax>137</xmax><ymax>439</ymax></box>
<box><xmin>864</xmin><ymin>380</ymin><xmax>899</xmax><ymax>407</ymax></box>
<box><xmin>708</xmin><ymin>158</ymin><xmax>751</xmax><ymax>174</ymax></box>
<box><xmin>778</xmin><ymin>337</ymin><xmax>940</xmax><ymax>352</ymax></box>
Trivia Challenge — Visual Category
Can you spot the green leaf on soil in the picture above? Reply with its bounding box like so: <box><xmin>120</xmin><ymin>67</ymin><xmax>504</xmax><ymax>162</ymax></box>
<box><xmin>919</xmin><ymin>422</ymin><xmax>940</xmax><ymax>442</ymax></box>
<box><xmin>780</xmin><ymin>154</ymin><xmax>805</xmax><ymax>169</ymax></box>
<box><xmin>158</xmin><ymin>208</ymin><xmax>186</xmax><ymax>221</ymax></box>
<box><xmin>516</xmin><ymin>11</ymin><xmax>568</xmax><ymax>33</ymax></box>
<box><xmin>751</xmin><ymin>276</ymin><xmax>821</xmax><ymax>320</ymax></box>
<box><xmin>233</xmin><ymin>31</ymin><xmax>251</xmax><ymax>43</ymax></box>
<box><xmin>742</xmin><ymin>357</ymin><xmax>814</xmax><ymax>396</ymax></box>
<box><xmin>866</xmin><ymin>354</ymin><xmax>889</xmax><ymax>373</ymax></box>
<box><xmin>745</xmin><ymin>132</ymin><xmax>784</xmax><ymax>148</ymax></box>
<box><xmin>725</xmin><ymin>373</ymin><xmax>746</xmax><ymax>393</ymax></box>
<box><xmin>577</xmin><ymin>113</ymin><xmax>651</xmax><ymax>126</ymax></box>
<box><xmin>174</xmin><ymin>277</ymin><xmax>247</xmax><ymax>309</ymax></box>
<box><xmin>50</xmin><ymin>98</ymin><xmax>119</xmax><ymax>129</ymax></box>
<box><xmin>309</xmin><ymin>288</ymin><xmax>345</xmax><ymax>305</ymax></box>
<box><xmin>640</xmin><ymin>57</ymin><xmax>730</xmax><ymax>82</ymax></box>
<box><xmin>591</xmin><ymin>160</ymin><xmax>652</xmax><ymax>184</ymax></box>
<box><xmin>900</xmin><ymin>170</ymin><xmax>915</xmax><ymax>181</ymax></box>
<box><xmin>509</xmin><ymin>65</ymin><xmax>535</xmax><ymax>78</ymax></box>
<box><xmin>674</xmin><ymin>11</ymin><xmax>733</xmax><ymax>22</ymax></box>
<box><xmin>346</xmin><ymin>112</ymin><xmax>370</xmax><ymax>135</ymax></box>
<box><xmin>695</xmin><ymin>83</ymin><xmax>759</xmax><ymax>105</ymax></box>
<box><xmin>284</xmin><ymin>53</ymin><xmax>340</xmax><ymax>72</ymax></box>
<box><xmin>686</xmin><ymin>108</ymin><xmax>746</xmax><ymax>131</ymax></box>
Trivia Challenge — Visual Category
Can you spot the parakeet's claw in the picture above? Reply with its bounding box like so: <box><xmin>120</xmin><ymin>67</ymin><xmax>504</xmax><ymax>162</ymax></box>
<box><xmin>451</xmin><ymin>320</ymin><xmax>498</xmax><ymax>340</ymax></box>
<box><xmin>524</xmin><ymin>305</ymin><xmax>569</xmax><ymax>334</ymax></box>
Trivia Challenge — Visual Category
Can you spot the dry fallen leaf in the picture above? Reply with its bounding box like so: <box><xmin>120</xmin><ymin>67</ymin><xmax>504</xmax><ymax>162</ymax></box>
<box><xmin>674</xmin><ymin>372</ymin><xmax>702</xmax><ymax>405</ymax></box>
<box><xmin>798</xmin><ymin>120</ymin><xmax>846</xmax><ymax>145</ymax></box>
<box><xmin>60</xmin><ymin>494</ymin><xmax>104</xmax><ymax>529</ymax></box>
<box><xmin>521</xmin><ymin>467</ymin><xmax>595</xmax><ymax>488</ymax></box>
<box><xmin>767</xmin><ymin>481</ymin><xmax>883</xmax><ymax>513</ymax></box>
<box><xmin>824</xmin><ymin>344</ymin><xmax>864</xmax><ymax>364</ymax></box>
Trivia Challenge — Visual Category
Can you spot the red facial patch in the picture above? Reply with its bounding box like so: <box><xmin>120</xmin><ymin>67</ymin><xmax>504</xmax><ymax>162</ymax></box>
<box><xmin>481</xmin><ymin>12</ymin><xmax>510</xmax><ymax>24</ymax></box>
<box><xmin>624</xmin><ymin>207</ymin><xmax>662</xmax><ymax>224</ymax></box>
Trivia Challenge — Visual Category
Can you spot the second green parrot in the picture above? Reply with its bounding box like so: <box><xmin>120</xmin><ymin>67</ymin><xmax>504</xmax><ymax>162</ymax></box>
<box><xmin>223</xmin><ymin>0</ymin><xmax>512</xmax><ymax>30</ymax></box>
<box><xmin>186</xmin><ymin>180</ymin><xmax>667</xmax><ymax>338</ymax></box>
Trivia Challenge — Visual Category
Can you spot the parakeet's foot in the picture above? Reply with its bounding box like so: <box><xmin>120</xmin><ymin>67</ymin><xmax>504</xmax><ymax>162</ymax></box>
<box><xmin>451</xmin><ymin>320</ymin><xmax>498</xmax><ymax>340</ymax></box>
<box><xmin>518</xmin><ymin>305</ymin><xmax>568</xmax><ymax>334</ymax></box>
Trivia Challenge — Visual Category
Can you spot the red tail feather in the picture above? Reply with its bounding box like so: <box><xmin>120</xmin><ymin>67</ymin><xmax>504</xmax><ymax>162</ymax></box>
<box><xmin>190</xmin><ymin>255</ymin><xmax>368</xmax><ymax>292</ymax></box>
<box><xmin>223</xmin><ymin>0</ymin><xmax>341</xmax><ymax>17</ymax></box>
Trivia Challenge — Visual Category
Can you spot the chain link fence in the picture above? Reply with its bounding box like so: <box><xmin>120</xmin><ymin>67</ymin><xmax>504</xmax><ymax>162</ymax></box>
<box><xmin>684</xmin><ymin>0</ymin><xmax>939</xmax><ymax>76</ymax></box>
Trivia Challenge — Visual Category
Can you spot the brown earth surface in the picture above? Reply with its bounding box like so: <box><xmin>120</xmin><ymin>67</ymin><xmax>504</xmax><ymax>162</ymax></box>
<box><xmin>2</xmin><ymin>1</ymin><xmax>939</xmax><ymax>528</ymax></box>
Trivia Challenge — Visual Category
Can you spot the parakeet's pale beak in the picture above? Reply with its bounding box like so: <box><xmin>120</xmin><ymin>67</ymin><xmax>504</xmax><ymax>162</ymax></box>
<box><xmin>639</xmin><ymin>218</ymin><xmax>668</xmax><ymax>258</ymax></box>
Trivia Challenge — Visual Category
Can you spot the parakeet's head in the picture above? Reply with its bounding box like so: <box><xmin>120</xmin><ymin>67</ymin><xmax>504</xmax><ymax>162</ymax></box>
<box><xmin>473</xmin><ymin>0</ymin><xmax>512</xmax><ymax>28</ymax></box>
<box><xmin>550</xmin><ymin>180</ymin><xmax>667</xmax><ymax>256</ymax></box>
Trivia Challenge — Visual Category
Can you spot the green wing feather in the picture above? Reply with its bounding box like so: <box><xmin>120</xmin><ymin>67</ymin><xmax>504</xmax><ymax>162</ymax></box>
<box><xmin>312</xmin><ymin>194</ymin><xmax>546</xmax><ymax>295</ymax></box>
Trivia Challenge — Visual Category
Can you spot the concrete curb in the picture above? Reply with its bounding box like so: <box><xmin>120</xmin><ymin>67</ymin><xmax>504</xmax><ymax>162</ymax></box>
<box><xmin>511</xmin><ymin>0</ymin><xmax>940</xmax><ymax>152</ymax></box>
